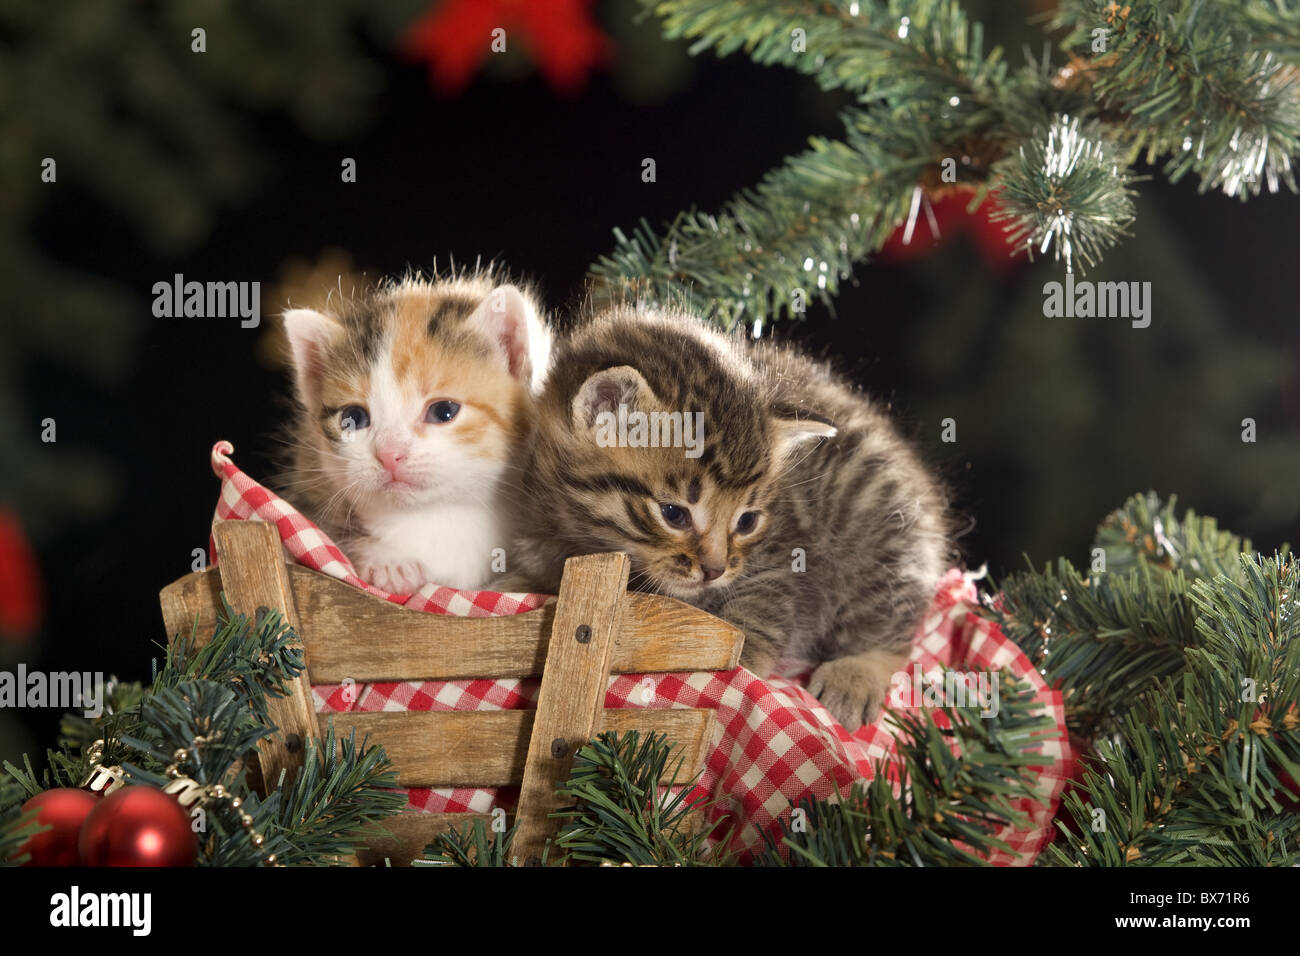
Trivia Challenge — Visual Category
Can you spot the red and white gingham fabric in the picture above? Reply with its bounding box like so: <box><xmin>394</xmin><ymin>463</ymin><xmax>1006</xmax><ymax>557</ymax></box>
<box><xmin>207</xmin><ymin>440</ymin><xmax>1070</xmax><ymax>864</ymax></box>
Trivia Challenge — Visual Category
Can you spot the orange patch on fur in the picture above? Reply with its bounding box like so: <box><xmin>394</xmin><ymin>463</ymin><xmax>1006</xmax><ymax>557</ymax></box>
<box><xmin>390</xmin><ymin>288</ymin><xmax>444</xmax><ymax>385</ymax></box>
<box><xmin>384</xmin><ymin>288</ymin><xmax>529</xmax><ymax>457</ymax></box>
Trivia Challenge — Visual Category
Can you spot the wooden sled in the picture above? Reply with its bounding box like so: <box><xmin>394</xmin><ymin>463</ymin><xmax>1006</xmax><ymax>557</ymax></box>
<box><xmin>159</xmin><ymin>519</ymin><xmax>744</xmax><ymax>865</ymax></box>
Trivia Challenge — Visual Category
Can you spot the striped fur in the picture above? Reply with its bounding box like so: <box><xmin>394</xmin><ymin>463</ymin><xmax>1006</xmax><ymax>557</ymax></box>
<box><xmin>512</xmin><ymin>305</ymin><xmax>951</xmax><ymax>729</ymax></box>
<box><xmin>275</xmin><ymin>270</ymin><xmax>550</xmax><ymax>592</ymax></box>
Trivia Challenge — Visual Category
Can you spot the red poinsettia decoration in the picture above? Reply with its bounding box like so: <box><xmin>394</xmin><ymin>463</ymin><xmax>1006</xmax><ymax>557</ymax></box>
<box><xmin>0</xmin><ymin>507</ymin><xmax>43</xmax><ymax>643</ymax></box>
<box><xmin>401</xmin><ymin>0</ymin><xmax>610</xmax><ymax>94</ymax></box>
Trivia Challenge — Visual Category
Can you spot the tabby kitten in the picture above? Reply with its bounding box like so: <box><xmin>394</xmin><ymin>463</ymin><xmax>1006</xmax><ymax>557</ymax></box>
<box><xmin>511</xmin><ymin>305</ymin><xmax>949</xmax><ymax>730</ymax></box>
<box><xmin>278</xmin><ymin>272</ymin><xmax>551</xmax><ymax>593</ymax></box>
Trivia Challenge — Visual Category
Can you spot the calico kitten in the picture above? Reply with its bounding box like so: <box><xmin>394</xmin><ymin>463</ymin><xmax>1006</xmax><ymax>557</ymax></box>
<box><xmin>511</xmin><ymin>305</ymin><xmax>949</xmax><ymax>730</ymax></box>
<box><xmin>277</xmin><ymin>272</ymin><xmax>551</xmax><ymax>593</ymax></box>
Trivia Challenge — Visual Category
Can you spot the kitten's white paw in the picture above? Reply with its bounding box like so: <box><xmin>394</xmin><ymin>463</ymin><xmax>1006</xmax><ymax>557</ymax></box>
<box><xmin>808</xmin><ymin>650</ymin><xmax>907</xmax><ymax>732</ymax></box>
<box><xmin>359</xmin><ymin>560</ymin><xmax>431</xmax><ymax>595</ymax></box>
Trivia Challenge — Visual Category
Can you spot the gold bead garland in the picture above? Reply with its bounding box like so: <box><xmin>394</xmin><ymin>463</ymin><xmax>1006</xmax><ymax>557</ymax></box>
<box><xmin>162</xmin><ymin>746</ymin><xmax>282</xmax><ymax>867</ymax></box>
<box><xmin>82</xmin><ymin>738</ymin><xmax>282</xmax><ymax>866</ymax></box>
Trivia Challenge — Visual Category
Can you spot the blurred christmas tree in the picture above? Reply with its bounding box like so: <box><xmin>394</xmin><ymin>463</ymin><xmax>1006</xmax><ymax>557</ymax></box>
<box><xmin>0</xmin><ymin>1</ymin><xmax>441</xmax><ymax>767</ymax></box>
<box><xmin>0</xmin><ymin>0</ymin><xmax>428</xmax><ymax>547</ymax></box>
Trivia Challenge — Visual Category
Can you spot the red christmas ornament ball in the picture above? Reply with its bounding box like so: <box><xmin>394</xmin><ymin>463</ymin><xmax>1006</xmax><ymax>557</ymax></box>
<box><xmin>0</xmin><ymin>507</ymin><xmax>44</xmax><ymax>643</ymax></box>
<box><xmin>12</xmin><ymin>788</ymin><xmax>100</xmax><ymax>866</ymax></box>
<box><xmin>78</xmin><ymin>786</ymin><xmax>197</xmax><ymax>867</ymax></box>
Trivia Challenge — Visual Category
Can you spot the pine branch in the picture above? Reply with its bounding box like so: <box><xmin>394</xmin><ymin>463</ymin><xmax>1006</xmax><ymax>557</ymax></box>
<box><xmin>178</xmin><ymin>722</ymin><xmax>405</xmax><ymax>868</ymax></box>
<box><xmin>112</xmin><ymin>679</ymin><xmax>281</xmax><ymax>867</ymax></box>
<box><xmin>650</xmin><ymin>0</ymin><xmax>1014</xmax><ymax>102</ymax></box>
<box><xmin>1048</xmin><ymin>553</ymin><xmax>1300</xmax><ymax>865</ymax></box>
<box><xmin>8</xmin><ymin>600</ymin><xmax>309</xmax><ymax>801</ymax></box>
<box><xmin>990</xmin><ymin>492</ymin><xmax>1278</xmax><ymax>739</ymax></box>
<box><xmin>258</xmin><ymin>722</ymin><xmax>406</xmax><ymax>867</ymax></box>
<box><xmin>415</xmin><ymin>731</ymin><xmax>731</xmax><ymax>868</ymax></box>
<box><xmin>596</xmin><ymin>0</ymin><xmax>1029</xmax><ymax>326</ymax></box>
<box><xmin>993</xmin><ymin>556</ymin><xmax>1198</xmax><ymax>739</ymax></box>
<box><xmin>593</xmin><ymin>0</ymin><xmax>1300</xmax><ymax>326</ymax></box>
<box><xmin>57</xmin><ymin>679</ymin><xmax>146</xmax><ymax>755</ymax></box>
<box><xmin>1053</xmin><ymin>0</ymin><xmax>1300</xmax><ymax>198</ymax></box>
<box><xmin>0</xmin><ymin>777</ymin><xmax>43</xmax><ymax>867</ymax></box>
<box><xmin>0</xmin><ymin>681</ymin><xmax>147</xmax><ymax>798</ymax></box>
<box><xmin>0</xmin><ymin>755</ymin><xmax>47</xmax><ymax>804</ymax></box>
<box><xmin>1093</xmin><ymin>491</ymin><xmax>1256</xmax><ymax>580</ymax></box>
<box><xmin>195</xmin><ymin>790</ymin><xmax>284</xmax><ymax>868</ymax></box>
<box><xmin>1241</xmin><ymin>0</ymin><xmax>1300</xmax><ymax>60</ymax></box>
<box><xmin>119</xmin><ymin>680</ymin><xmax>270</xmax><ymax>783</ymax></box>
<box><xmin>756</xmin><ymin>668</ymin><xmax>1055</xmax><ymax>865</ymax></box>
<box><xmin>159</xmin><ymin>597</ymin><xmax>306</xmax><ymax>724</ymax></box>
<box><xmin>988</xmin><ymin>113</ymin><xmax>1139</xmax><ymax>272</ymax></box>
<box><xmin>417</xmin><ymin>816</ymin><xmax>519</xmax><ymax>868</ymax></box>
<box><xmin>551</xmin><ymin>730</ymin><xmax>729</xmax><ymax>866</ymax></box>
<box><xmin>591</xmin><ymin>137</ymin><xmax>907</xmax><ymax>330</ymax></box>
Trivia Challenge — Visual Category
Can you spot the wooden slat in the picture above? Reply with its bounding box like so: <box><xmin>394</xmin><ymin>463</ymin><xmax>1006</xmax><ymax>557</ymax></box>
<box><xmin>159</xmin><ymin>564</ymin><xmax>745</xmax><ymax>681</ymax></box>
<box><xmin>512</xmin><ymin>553</ymin><xmax>629</xmax><ymax>865</ymax></box>
<box><xmin>323</xmin><ymin>707</ymin><xmax>716</xmax><ymax>788</ymax></box>
<box><xmin>351</xmin><ymin>806</ymin><xmax>716</xmax><ymax>867</ymax></box>
<box><xmin>160</xmin><ymin>567</ymin><xmax>222</xmax><ymax>643</ymax></box>
<box><xmin>290</xmin><ymin>564</ymin><xmax>743</xmax><ymax>681</ymax></box>
<box><xmin>354</xmin><ymin>812</ymin><xmax>495</xmax><ymax>867</ymax></box>
<box><xmin>211</xmin><ymin>520</ymin><xmax>321</xmax><ymax>789</ymax></box>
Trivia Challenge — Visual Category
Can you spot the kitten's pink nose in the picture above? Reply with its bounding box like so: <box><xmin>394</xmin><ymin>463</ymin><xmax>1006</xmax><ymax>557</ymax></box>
<box><xmin>701</xmin><ymin>563</ymin><xmax>726</xmax><ymax>582</ymax></box>
<box><xmin>376</xmin><ymin>446</ymin><xmax>407</xmax><ymax>476</ymax></box>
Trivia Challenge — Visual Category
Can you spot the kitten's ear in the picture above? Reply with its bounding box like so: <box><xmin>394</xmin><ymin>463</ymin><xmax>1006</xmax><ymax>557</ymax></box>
<box><xmin>770</xmin><ymin>415</ymin><xmax>837</xmax><ymax>462</ymax></box>
<box><xmin>572</xmin><ymin>365</ymin><xmax>658</xmax><ymax>430</ymax></box>
<box><xmin>466</xmin><ymin>284</ymin><xmax>550</xmax><ymax>390</ymax></box>
<box><xmin>281</xmin><ymin>308</ymin><xmax>343</xmax><ymax>409</ymax></box>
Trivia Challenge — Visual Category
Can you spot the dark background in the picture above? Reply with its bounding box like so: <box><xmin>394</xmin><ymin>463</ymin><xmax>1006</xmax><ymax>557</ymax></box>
<box><xmin>3</xmin><ymin>1</ymin><xmax>1297</xmax><ymax>761</ymax></box>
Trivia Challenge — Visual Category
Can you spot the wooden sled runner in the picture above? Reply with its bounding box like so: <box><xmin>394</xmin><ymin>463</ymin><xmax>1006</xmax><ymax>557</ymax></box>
<box><xmin>158</xmin><ymin>519</ymin><xmax>744</xmax><ymax>865</ymax></box>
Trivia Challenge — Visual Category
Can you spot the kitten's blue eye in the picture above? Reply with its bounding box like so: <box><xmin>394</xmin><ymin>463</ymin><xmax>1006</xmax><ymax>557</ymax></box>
<box><xmin>426</xmin><ymin>400</ymin><xmax>461</xmax><ymax>424</ymax></box>
<box><xmin>340</xmin><ymin>406</ymin><xmax>370</xmax><ymax>430</ymax></box>
<box><xmin>736</xmin><ymin>511</ymin><xmax>758</xmax><ymax>534</ymax></box>
<box><xmin>660</xmin><ymin>504</ymin><xmax>691</xmax><ymax>530</ymax></box>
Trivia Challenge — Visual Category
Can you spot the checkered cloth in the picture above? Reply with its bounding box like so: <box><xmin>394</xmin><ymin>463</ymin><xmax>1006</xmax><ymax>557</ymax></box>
<box><xmin>208</xmin><ymin>440</ymin><xmax>1070</xmax><ymax>864</ymax></box>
